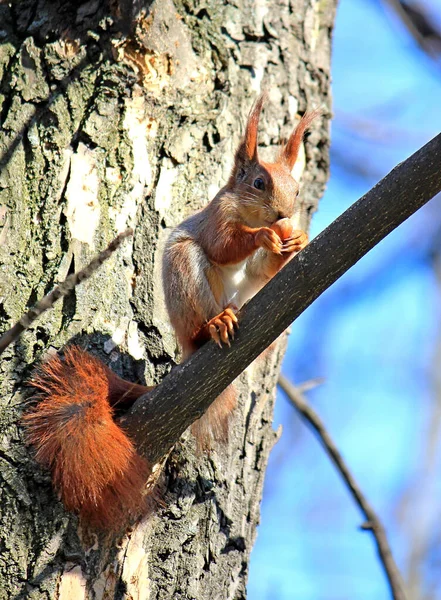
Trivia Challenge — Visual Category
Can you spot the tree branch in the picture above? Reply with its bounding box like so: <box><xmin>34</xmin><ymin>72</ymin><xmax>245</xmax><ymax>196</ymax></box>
<box><xmin>382</xmin><ymin>0</ymin><xmax>441</xmax><ymax>65</ymax></box>
<box><xmin>122</xmin><ymin>132</ymin><xmax>441</xmax><ymax>463</ymax></box>
<box><xmin>278</xmin><ymin>374</ymin><xmax>407</xmax><ymax>600</ymax></box>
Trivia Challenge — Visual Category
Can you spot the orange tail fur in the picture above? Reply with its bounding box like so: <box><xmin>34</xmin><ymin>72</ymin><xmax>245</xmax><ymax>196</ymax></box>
<box><xmin>23</xmin><ymin>346</ymin><xmax>152</xmax><ymax>530</ymax></box>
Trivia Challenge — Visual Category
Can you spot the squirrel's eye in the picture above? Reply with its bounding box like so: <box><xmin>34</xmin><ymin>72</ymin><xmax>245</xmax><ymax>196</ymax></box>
<box><xmin>253</xmin><ymin>177</ymin><xmax>265</xmax><ymax>191</ymax></box>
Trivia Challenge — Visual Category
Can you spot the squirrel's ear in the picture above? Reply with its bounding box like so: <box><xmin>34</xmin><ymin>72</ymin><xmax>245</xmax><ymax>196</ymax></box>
<box><xmin>278</xmin><ymin>108</ymin><xmax>321</xmax><ymax>170</ymax></box>
<box><xmin>232</xmin><ymin>94</ymin><xmax>265</xmax><ymax>177</ymax></box>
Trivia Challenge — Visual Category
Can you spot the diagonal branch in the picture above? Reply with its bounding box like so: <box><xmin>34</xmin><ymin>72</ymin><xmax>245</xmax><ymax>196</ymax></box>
<box><xmin>278</xmin><ymin>374</ymin><xmax>407</xmax><ymax>600</ymax></box>
<box><xmin>122</xmin><ymin>132</ymin><xmax>441</xmax><ymax>463</ymax></box>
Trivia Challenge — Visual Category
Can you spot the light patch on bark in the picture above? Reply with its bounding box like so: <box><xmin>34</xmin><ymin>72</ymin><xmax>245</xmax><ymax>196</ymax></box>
<box><xmin>92</xmin><ymin>566</ymin><xmax>118</xmax><ymax>599</ymax></box>
<box><xmin>152</xmin><ymin>229</ymin><xmax>177</xmax><ymax>355</ymax></box>
<box><xmin>123</xmin><ymin>96</ymin><xmax>155</xmax><ymax>190</ymax></box>
<box><xmin>93</xmin><ymin>520</ymin><xmax>153</xmax><ymax>599</ymax></box>
<box><xmin>118</xmin><ymin>47</ymin><xmax>173</xmax><ymax>92</ymax></box>
<box><xmin>224</xmin><ymin>7</ymin><xmax>245</xmax><ymax>41</ymax></box>
<box><xmin>128</xmin><ymin>320</ymin><xmax>145</xmax><ymax>360</ymax></box>
<box><xmin>58</xmin><ymin>565</ymin><xmax>87</xmax><ymax>600</ymax></box>
<box><xmin>103</xmin><ymin>317</ymin><xmax>130</xmax><ymax>353</ymax></box>
<box><xmin>287</xmin><ymin>95</ymin><xmax>299</xmax><ymax>120</ymax></box>
<box><xmin>252</xmin><ymin>0</ymin><xmax>268</xmax><ymax>35</ymax></box>
<box><xmin>64</xmin><ymin>143</ymin><xmax>100</xmax><ymax>246</ymax></box>
<box><xmin>168</xmin><ymin>128</ymin><xmax>195</xmax><ymax>164</ymax></box>
<box><xmin>250</xmin><ymin>62</ymin><xmax>265</xmax><ymax>93</ymax></box>
<box><xmin>105</xmin><ymin>166</ymin><xmax>122</xmax><ymax>191</ymax></box>
<box><xmin>107</xmin><ymin>95</ymin><xmax>157</xmax><ymax>233</ymax></box>
<box><xmin>154</xmin><ymin>158</ymin><xmax>178</xmax><ymax>219</ymax></box>
<box><xmin>304</xmin><ymin>1</ymin><xmax>322</xmax><ymax>51</ymax></box>
<box><xmin>119</xmin><ymin>522</ymin><xmax>151</xmax><ymax>600</ymax></box>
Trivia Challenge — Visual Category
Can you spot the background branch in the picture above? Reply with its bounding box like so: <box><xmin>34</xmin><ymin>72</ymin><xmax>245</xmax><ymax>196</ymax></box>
<box><xmin>383</xmin><ymin>0</ymin><xmax>441</xmax><ymax>65</ymax></box>
<box><xmin>278</xmin><ymin>374</ymin><xmax>407</xmax><ymax>600</ymax></box>
<box><xmin>122</xmin><ymin>131</ymin><xmax>441</xmax><ymax>463</ymax></box>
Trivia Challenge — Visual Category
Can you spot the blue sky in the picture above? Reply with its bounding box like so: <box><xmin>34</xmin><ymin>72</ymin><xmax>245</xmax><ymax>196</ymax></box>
<box><xmin>249</xmin><ymin>1</ymin><xmax>441</xmax><ymax>598</ymax></box>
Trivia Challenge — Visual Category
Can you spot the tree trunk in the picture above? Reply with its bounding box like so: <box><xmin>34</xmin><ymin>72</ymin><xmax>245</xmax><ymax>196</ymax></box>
<box><xmin>0</xmin><ymin>1</ymin><xmax>335</xmax><ymax>598</ymax></box>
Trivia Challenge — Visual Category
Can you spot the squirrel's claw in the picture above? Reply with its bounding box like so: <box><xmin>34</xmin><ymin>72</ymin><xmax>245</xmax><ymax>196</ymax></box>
<box><xmin>207</xmin><ymin>306</ymin><xmax>239</xmax><ymax>348</ymax></box>
<box><xmin>255</xmin><ymin>227</ymin><xmax>283</xmax><ymax>255</ymax></box>
<box><xmin>209</xmin><ymin>324</ymin><xmax>223</xmax><ymax>348</ymax></box>
<box><xmin>281</xmin><ymin>230</ymin><xmax>308</xmax><ymax>254</ymax></box>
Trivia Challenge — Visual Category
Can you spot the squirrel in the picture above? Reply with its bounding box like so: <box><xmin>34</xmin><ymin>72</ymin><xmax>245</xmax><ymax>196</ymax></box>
<box><xmin>17</xmin><ymin>95</ymin><xmax>318</xmax><ymax>528</ymax></box>
<box><xmin>162</xmin><ymin>94</ymin><xmax>319</xmax><ymax>449</ymax></box>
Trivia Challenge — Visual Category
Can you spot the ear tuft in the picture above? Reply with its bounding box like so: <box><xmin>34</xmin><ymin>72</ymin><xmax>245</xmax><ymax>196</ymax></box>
<box><xmin>243</xmin><ymin>93</ymin><xmax>266</xmax><ymax>162</ymax></box>
<box><xmin>279</xmin><ymin>107</ymin><xmax>322</xmax><ymax>170</ymax></box>
<box><xmin>232</xmin><ymin>93</ymin><xmax>266</xmax><ymax>178</ymax></box>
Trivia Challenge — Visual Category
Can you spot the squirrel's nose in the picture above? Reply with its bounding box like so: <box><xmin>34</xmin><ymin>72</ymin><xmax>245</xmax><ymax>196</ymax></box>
<box><xmin>277</xmin><ymin>211</ymin><xmax>290</xmax><ymax>220</ymax></box>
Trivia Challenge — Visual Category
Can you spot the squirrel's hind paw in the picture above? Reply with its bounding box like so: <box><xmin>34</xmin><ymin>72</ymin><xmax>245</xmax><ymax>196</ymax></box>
<box><xmin>207</xmin><ymin>306</ymin><xmax>238</xmax><ymax>348</ymax></box>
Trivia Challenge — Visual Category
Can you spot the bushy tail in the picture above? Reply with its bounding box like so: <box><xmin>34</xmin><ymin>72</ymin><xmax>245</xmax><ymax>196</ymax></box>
<box><xmin>191</xmin><ymin>384</ymin><xmax>237</xmax><ymax>452</ymax></box>
<box><xmin>23</xmin><ymin>346</ymin><xmax>152</xmax><ymax>530</ymax></box>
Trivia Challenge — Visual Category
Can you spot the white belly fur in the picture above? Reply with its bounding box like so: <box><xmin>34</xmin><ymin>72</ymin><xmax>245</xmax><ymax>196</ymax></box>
<box><xmin>219</xmin><ymin>260</ymin><xmax>261</xmax><ymax>308</ymax></box>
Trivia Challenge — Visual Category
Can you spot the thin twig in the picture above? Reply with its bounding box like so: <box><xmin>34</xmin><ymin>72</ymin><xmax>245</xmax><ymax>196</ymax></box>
<box><xmin>296</xmin><ymin>377</ymin><xmax>325</xmax><ymax>394</ymax></box>
<box><xmin>278</xmin><ymin>373</ymin><xmax>407</xmax><ymax>600</ymax></box>
<box><xmin>0</xmin><ymin>229</ymin><xmax>133</xmax><ymax>355</ymax></box>
<box><xmin>382</xmin><ymin>0</ymin><xmax>441</xmax><ymax>67</ymax></box>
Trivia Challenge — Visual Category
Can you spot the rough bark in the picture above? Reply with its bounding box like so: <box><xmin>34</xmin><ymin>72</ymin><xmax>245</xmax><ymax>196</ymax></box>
<box><xmin>0</xmin><ymin>1</ymin><xmax>335</xmax><ymax>598</ymax></box>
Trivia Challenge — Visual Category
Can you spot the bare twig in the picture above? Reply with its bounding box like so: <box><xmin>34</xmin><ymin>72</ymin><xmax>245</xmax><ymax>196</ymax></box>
<box><xmin>382</xmin><ymin>0</ymin><xmax>441</xmax><ymax>64</ymax></box>
<box><xmin>0</xmin><ymin>229</ymin><xmax>133</xmax><ymax>355</ymax></box>
<box><xmin>278</xmin><ymin>373</ymin><xmax>407</xmax><ymax>600</ymax></box>
<box><xmin>295</xmin><ymin>377</ymin><xmax>325</xmax><ymax>394</ymax></box>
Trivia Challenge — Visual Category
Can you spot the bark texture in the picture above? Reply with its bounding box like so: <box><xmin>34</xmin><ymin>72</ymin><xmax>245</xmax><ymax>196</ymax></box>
<box><xmin>0</xmin><ymin>1</ymin><xmax>335</xmax><ymax>598</ymax></box>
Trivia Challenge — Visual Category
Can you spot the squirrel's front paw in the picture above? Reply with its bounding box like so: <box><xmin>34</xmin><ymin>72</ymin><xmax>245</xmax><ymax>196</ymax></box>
<box><xmin>255</xmin><ymin>227</ymin><xmax>283</xmax><ymax>254</ymax></box>
<box><xmin>270</xmin><ymin>220</ymin><xmax>307</xmax><ymax>255</ymax></box>
<box><xmin>281</xmin><ymin>229</ymin><xmax>308</xmax><ymax>254</ymax></box>
<box><xmin>207</xmin><ymin>305</ymin><xmax>239</xmax><ymax>348</ymax></box>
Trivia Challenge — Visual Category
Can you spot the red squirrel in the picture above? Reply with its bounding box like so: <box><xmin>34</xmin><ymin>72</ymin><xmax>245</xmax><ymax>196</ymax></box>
<box><xmin>162</xmin><ymin>94</ymin><xmax>319</xmax><ymax>448</ymax></box>
<box><xmin>21</xmin><ymin>95</ymin><xmax>318</xmax><ymax>528</ymax></box>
